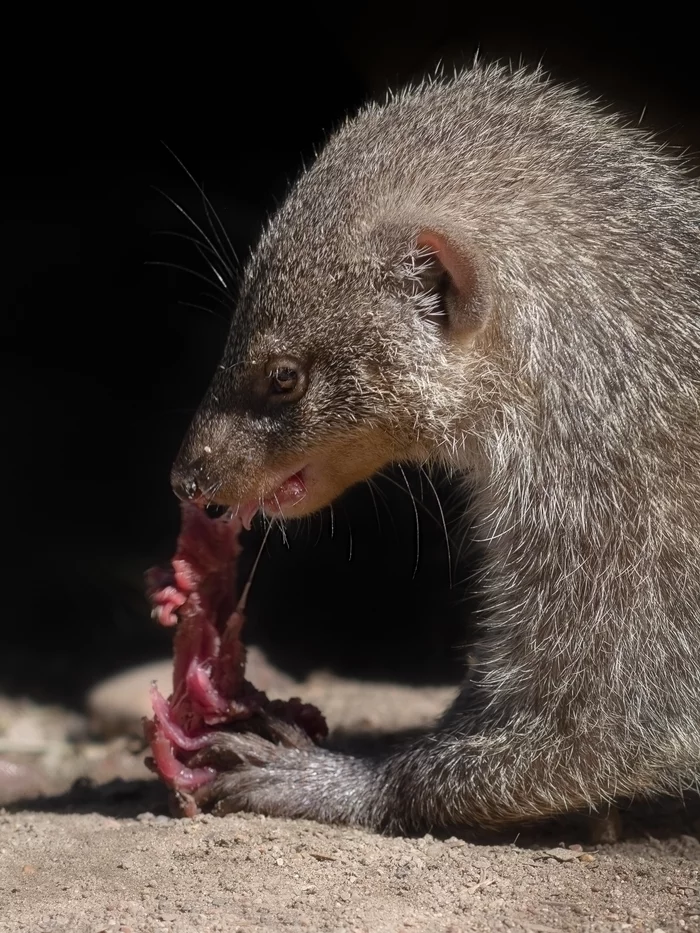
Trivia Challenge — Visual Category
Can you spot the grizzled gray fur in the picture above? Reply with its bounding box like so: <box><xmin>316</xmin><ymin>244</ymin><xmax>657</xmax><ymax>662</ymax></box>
<box><xmin>173</xmin><ymin>63</ymin><xmax>700</xmax><ymax>833</ymax></box>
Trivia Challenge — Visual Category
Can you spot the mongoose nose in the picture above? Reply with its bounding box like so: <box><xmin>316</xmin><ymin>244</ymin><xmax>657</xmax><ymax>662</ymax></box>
<box><xmin>173</xmin><ymin>475</ymin><xmax>202</xmax><ymax>502</ymax></box>
<box><xmin>171</xmin><ymin>456</ymin><xmax>209</xmax><ymax>504</ymax></box>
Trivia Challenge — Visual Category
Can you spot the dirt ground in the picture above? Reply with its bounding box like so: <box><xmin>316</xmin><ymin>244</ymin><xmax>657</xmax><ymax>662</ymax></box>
<box><xmin>1</xmin><ymin>654</ymin><xmax>698</xmax><ymax>933</ymax></box>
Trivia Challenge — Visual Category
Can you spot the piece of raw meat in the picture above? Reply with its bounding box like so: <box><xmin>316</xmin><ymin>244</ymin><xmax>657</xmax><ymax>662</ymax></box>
<box><xmin>143</xmin><ymin>502</ymin><xmax>327</xmax><ymax>816</ymax></box>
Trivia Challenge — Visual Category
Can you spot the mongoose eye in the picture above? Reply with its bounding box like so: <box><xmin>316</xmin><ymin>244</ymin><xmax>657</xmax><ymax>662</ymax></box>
<box><xmin>265</xmin><ymin>356</ymin><xmax>308</xmax><ymax>404</ymax></box>
<box><xmin>271</xmin><ymin>367</ymin><xmax>298</xmax><ymax>393</ymax></box>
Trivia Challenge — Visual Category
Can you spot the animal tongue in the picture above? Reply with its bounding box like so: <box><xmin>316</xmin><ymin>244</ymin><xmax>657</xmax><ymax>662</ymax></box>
<box><xmin>238</xmin><ymin>470</ymin><xmax>306</xmax><ymax>529</ymax></box>
<box><xmin>272</xmin><ymin>471</ymin><xmax>306</xmax><ymax>503</ymax></box>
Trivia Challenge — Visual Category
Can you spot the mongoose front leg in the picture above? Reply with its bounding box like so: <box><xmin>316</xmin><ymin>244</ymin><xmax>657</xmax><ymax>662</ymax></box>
<box><xmin>190</xmin><ymin>700</ymin><xmax>640</xmax><ymax>833</ymax></box>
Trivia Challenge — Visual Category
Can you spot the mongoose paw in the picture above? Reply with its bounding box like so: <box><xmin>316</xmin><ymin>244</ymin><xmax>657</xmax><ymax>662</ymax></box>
<box><xmin>189</xmin><ymin>718</ymin><xmax>331</xmax><ymax>819</ymax></box>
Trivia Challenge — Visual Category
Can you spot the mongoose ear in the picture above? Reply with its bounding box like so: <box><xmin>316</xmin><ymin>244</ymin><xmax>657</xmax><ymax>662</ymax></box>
<box><xmin>409</xmin><ymin>231</ymin><xmax>490</xmax><ymax>342</ymax></box>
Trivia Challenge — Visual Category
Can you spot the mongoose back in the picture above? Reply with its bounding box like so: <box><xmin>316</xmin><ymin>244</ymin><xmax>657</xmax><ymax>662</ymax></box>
<box><xmin>170</xmin><ymin>63</ymin><xmax>700</xmax><ymax>833</ymax></box>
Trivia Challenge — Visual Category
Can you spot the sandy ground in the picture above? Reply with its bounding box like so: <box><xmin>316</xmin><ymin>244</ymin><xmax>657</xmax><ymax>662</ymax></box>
<box><xmin>1</xmin><ymin>654</ymin><xmax>698</xmax><ymax>933</ymax></box>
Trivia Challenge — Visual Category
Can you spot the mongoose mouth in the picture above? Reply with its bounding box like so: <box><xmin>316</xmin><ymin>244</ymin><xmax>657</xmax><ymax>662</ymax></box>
<box><xmin>234</xmin><ymin>467</ymin><xmax>309</xmax><ymax>530</ymax></box>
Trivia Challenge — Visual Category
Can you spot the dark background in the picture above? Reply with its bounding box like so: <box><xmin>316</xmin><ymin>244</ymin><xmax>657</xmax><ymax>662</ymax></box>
<box><xmin>7</xmin><ymin>7</ymin><xmax>699</xmax><ymax>706</ymax></box>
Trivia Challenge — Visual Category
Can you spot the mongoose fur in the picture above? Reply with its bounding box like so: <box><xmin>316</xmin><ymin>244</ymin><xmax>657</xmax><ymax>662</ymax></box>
<box><xmin>170</xmin><ymin>63</ymin><xmax>700</xmax><ymax>833</ymax></box>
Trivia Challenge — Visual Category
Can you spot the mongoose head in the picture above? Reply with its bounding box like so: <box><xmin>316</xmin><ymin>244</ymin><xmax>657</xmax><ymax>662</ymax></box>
<box><xmin>171</xmin><ymin>93</ymin><xmax>496</xmax><ymax>525</ymax></box>
<box><xmin>171</xmin><ymin>223</ymin><xmax>491</xmax><ymax>526</ymax></box>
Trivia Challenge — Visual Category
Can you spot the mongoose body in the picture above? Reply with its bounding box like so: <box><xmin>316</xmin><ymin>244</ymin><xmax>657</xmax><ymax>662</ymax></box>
<box><xmin>171</xmin><ymin>64</ymin><xmax>700</xmax><ymax>832</ymax></box>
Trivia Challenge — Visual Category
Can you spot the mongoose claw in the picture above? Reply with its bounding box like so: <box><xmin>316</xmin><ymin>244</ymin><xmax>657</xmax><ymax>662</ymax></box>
<box><xmin>189</xmin><ymin>721</ymin><xmax>379</xmax><ymax>825</ymax></box>
<box><xmin>190</xmin><ymin>731</ymin><xmax>333</xmax><ymax>820</ymax></box>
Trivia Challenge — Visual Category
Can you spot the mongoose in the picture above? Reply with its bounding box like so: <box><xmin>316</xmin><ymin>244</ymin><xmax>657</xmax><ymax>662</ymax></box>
<box><xmin>169</xmin><ymin>63</ymin><xmax>700</xmax><ymax>833</ymax></box>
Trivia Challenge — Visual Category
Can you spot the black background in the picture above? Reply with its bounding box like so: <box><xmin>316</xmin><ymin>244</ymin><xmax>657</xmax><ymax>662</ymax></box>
<box><xmin>7</xmin><ymin>6</ymin><xmax>699</xmax><ymax>705</ymax></box>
